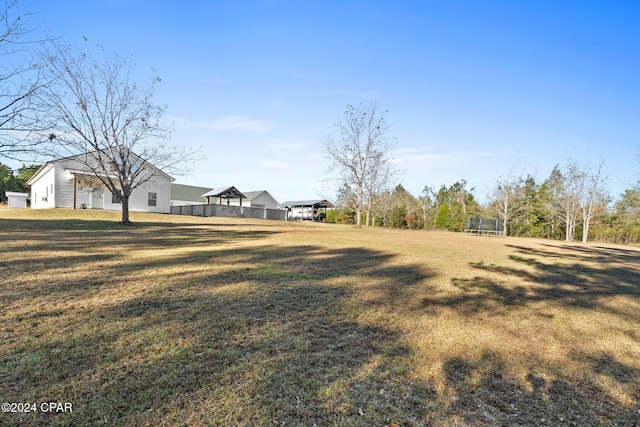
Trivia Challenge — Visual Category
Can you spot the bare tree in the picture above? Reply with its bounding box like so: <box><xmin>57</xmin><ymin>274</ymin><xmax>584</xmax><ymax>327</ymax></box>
<box><xmin>0</xmin><ymin>0</ymin><xmax>49</xmax><ymax>160</ymax></box>
<box><xmin>370</xmin><ymin>188</ymin><xmax>393</xmax><ymax>227</ymax></box>
<box><xmin>38</xmin><ymin>43</ymin><xmax>198</xmax><ymax>224</ymax></box>
<box><xmin>546</xmin><ymin>160</ymin><xmax>604</xmax><ymax>242</ymax></box>
<box><xmin>334</xmin><ymin>182</ymin><xmax>357</xmax><ymax>224</ymax></box>
<box><xmin>547</xmin><ymin>164</ymin><xmax>582</xmax><ymax>241</ymax></box>
<box><xmin>489</xmin><ymin>172</ymin><xmax>524</xmax><ymax>236</ymax></box>
<box><xmin>325</xmin><ymin>102</ymin><xmax>396</xmax><ymax>227</ymax></box>
<box><xmin>419</xmin><ymin>185</ymin><xmax>436</xmax><ymax>229</ymax></box>
<box><xmin>580</xmin><ymin>161</ymin><xmax>608</xmax><ymax>243</ymax></box>
<box><xmin>364</xmin><ymin>151</ymin><xmax>395</xmax><ymax>226</ymax></box>
<box><xmin>545</xmin><ymin>160</ymin><xmax>609</xmax><ymax>242</ymax></box>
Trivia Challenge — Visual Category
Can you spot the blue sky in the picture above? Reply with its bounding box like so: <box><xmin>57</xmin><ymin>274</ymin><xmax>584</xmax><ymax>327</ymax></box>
<box><xmin>19</xmin><ymin>1</ymin><xmax>640</xmax><ymax>203</ymax></box>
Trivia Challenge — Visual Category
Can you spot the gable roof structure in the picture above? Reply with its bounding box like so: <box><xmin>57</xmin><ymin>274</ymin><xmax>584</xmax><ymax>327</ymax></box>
<box><xmin>26</xmin><ymin>163</ymin><xmax>55</xmax><ymax>186</ymax></box>
<box><xmin>202</xmin><ymin>186</ymin><xmax>247</xmax><ymax>205</ymax></box>
<box><xmin>242</xmin><ymin>190</ymin><xmax>267</xmax><ymax>201</ymax></box>
<box><xmin>171</xmin><ymin>183</ymin><xmax>213</xmax><ymax>203</ymax></box>
<box><xmin>27</xmin><ymin>150</ymin><xmax>175</xmax><ymax>186</ymax></box>
<box><xmin>242</xmin><ymin>189</ymin><xmax>278</xmax><ymax>203</ymax></box>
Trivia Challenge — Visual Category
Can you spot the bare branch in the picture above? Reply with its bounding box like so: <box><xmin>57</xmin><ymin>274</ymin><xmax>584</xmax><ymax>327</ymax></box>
<box><xmin>35</xmin><ymin>42</ymin><xmax>201</xmax><ymax>224</ymax></box>
<box><xmin>0</xmin><ymin>0</ymin><xmax>54</xmax><ymax>161</ymax></box>
<box><xmin>325</xmin><ymin>102</ymin><xmax>397</xmax><ymax>227</ymax></box>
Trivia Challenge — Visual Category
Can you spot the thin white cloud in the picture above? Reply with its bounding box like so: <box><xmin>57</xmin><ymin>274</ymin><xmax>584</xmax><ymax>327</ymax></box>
<box><xmin>199</xmin><ymin>76</ymin><xmax>233</xmax><ymax>85</ymax></box>
<box><xmin>395</xmin><ymin>146</ymin><xmax>440</xmax><ymax>154</ymax></box>
<box><xmin>266</xmin><ymin>139</ymin><xmax>310</xmax><ymax>151</ymax></box>
<box><xmin>171</xmin><ymin>116</ymin><xmax>274</xmax><ymax>133</ymax></box>
<box><xmin>393</xmin><ymin>149</ymin><xmax>493</xmax><ymax>167</ymax></box>
<box><xmin>259</xmin><ymin>161</ymin><xmax>290</xmax><ymax>169</ymax></box>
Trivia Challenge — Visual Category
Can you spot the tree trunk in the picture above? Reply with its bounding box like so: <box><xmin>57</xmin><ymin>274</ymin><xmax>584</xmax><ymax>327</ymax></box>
<box><xmin>121</xmin><ymin>195</ymin><xmax>131</xmax><ymax>225</ymax></box>
<box><xmin>582</xmin><ymin>218</ymin><xmax>590</xmax><ymax>243</ymax></box>
<box><xmin>501</xmin><ymin>201</ymin><xmax>508</xmax><ymax>236</ymax></box>
<box><xmin>582</xmin><ymin>201</ymin><xmax>593</xmax><ymax>243</ymax></box>
<box><xmin>565</xmin><ymin>214</ymin><xmax>575</xmax><ymax>241</ymax></box>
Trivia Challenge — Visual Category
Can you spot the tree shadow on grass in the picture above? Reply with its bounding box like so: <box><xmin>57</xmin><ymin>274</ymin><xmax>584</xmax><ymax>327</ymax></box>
<box><xmin>5</xmin><ymin>219</ymin><xmax>639</xmax><ymax>425</ymax></box>
<box><xmin>0</xmin><ymin>219</ymin><xmax>282</xmax><ymax>307</ymax></box>
<box><xmin>419</xmin><ymin>243</ymin><xmax>640</xmax><ymax>318</ymax></box>
<box><xmin>510</xmin><ymin>243</ymin><xmax>640</xmax><ymax>265</ymax></box>
<box><xmin>575</xmin><ymin>351</ymin><xmax>639</xmax><ymax>385</ymax></box>
<box><xmin>418</xmin><ymin>243</ymin><xmax>640</xmax><ymax>425</ymax></box>
<box><xmin>0</xmin><ymin>218</ymin><xmax>282</xmax><ymax>253</ymax></box>
<box><xmin>442</xmin><ymin>351</ymin><xmax>640</xmax><ymax>426</ymax></box>
<box><xmin>1</xmin><ymin>224</ymin><xmax>438</xmax><ymax>426</ymax></box>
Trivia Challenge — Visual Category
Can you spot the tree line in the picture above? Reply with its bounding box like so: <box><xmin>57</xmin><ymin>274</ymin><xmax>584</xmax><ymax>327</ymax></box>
<box><xmin>325</xmin><ymin>103</ymin><xmax>640</xmax><ymax>245</ymax></box>
<box><xmin>327</xmin><ymin>169</ymin><xmax>640</xmax><ymax>245</ymax></box>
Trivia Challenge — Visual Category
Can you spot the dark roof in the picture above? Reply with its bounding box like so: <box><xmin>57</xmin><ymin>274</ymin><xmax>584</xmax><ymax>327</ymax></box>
<box><xmin>171</xmin><ymin>184</ymin><xmax>213</xmax><ymax>202</ymax></box>
<box><xmin>279</xmin><ymin>199</ymin><xmax>334</xmax><ymax>208</ymax></box>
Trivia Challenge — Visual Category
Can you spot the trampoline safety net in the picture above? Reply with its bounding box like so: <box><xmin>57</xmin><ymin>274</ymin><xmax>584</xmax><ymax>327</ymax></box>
<box><xmin>465</xmin><ymin>217</ymin><xmax>504</xmax><ymax>235</ymax></box>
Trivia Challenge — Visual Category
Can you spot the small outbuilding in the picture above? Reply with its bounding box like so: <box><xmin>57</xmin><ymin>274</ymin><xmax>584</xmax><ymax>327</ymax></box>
<box><xmin>5</xmin><ymin>191</ymin><xmax>29</xmax><ymax>208</ymax></box>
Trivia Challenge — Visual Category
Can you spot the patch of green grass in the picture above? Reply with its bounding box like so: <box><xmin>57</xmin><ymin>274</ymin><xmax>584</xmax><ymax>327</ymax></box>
<box><xmin>0</xmin><ymin>208</ymin><xmax>639</xmax><ymax>426</ymax></box>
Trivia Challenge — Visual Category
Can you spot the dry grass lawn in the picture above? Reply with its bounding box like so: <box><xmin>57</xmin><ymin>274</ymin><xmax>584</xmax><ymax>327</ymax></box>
<box><xmin>1</xmin><ymin>208</ymin><xmax>639</xmax><ymax>426</ymax></box>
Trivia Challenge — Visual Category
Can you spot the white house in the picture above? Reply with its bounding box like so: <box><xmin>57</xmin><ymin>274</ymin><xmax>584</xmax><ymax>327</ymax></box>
<box><xmin>225</xmin><ymin>190</ymin><xmax>279</xmax><ymax>209</ymax></box>
<box><xmin>27</xmin><ymin>152</ymin><xmax>173</xmax><ymax>213</ymax></box>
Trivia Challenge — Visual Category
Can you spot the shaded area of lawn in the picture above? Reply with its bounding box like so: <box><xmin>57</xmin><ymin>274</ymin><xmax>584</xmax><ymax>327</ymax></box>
<box><xmin>419</xmin><ymin>241</ymin><xmax>640</xmax><ymax>425</ymax></box>
<box><xmin>0</xmin><ymin>216</ymin><xmax>436</xmax><ymax>426</ymax></box>
<box><xmin>1</xmin><ymin>213</ymin><xmax>639</xmax><ymax>426</ymax></box>
<box><xmin>442</xmin><ymin>351</ymin><xmax>640</xmax><ymax>426</ymax></box>
<box><xmin>417</xmin><ymin>241</ymin><xmax>639</xmax><ymax>316</ymax></box>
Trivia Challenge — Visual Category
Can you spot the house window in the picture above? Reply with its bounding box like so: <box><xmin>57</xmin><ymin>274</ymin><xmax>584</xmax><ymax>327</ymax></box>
<box><xmin>148</xmin><ymin>192</ymin><xmax>157</xmax><ymax>207</ymax></box>
<box><xmin>111</xmin><ymin>190</ymin><xmax>121</xmax><ymax>204</ymax></box>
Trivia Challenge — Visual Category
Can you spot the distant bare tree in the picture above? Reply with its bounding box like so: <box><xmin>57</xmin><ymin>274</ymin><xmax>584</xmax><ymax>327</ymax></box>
<box><xmin>546</xmin><ymin>163</ymin><xmax>583</xmax><ymax>242</ymax></box>
<box><xmin>364</xmin><ymin>151</ymin><xmax>395</xmax><ymax>226</ymax></box>
<box><xmin>418</xmin><ymin>186</ymin><xmax>439</xmax><ymax>229</ymax></box>
<box><xmin>325</xmin><ymin>102</ymin><xmax>397</xmax><ymax>227</ymax></box>
<box><xmin>38</xmin><ymin>43</ymin><xmax>198</xmax><ymax>224</ymax></box>
<box><xmin>580</xmin><ymin>161</ymin><xmax>608</xmax><ymax>243</ymax></box>
<box><xmin>546</xmin><ymin>160</ymin><xmax>606</xmax><ymax>242</ymax></box>
<box><xmin>489</xmin><ymin>171</ymin><xmax>524</xmax><ymax>236</ymax></box>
